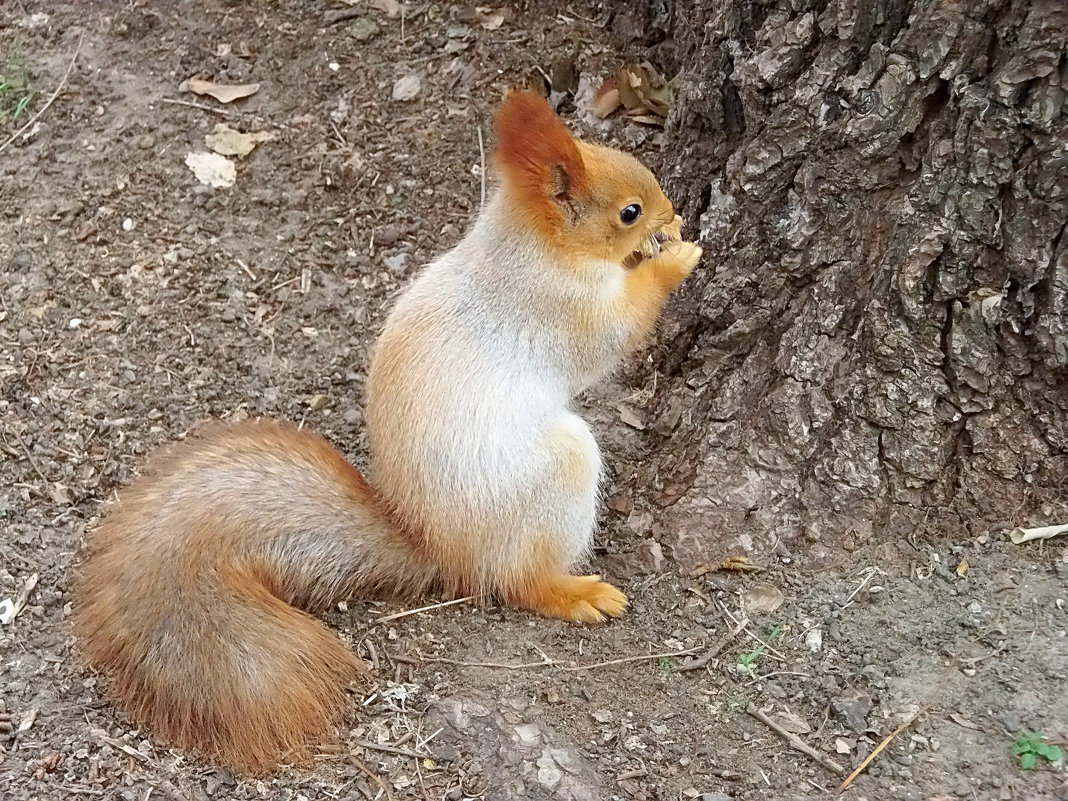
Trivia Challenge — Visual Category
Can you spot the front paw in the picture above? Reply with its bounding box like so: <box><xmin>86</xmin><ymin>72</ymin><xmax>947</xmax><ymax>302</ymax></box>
<box><xmin>658</xmin><ymin>238</ymin><xmax>702</xmax><ymax>283</ymax></box>
<box><xmin>661</xmin><ymin>214</ymin><xmax>683</xmax><ymax>242</ymax></box>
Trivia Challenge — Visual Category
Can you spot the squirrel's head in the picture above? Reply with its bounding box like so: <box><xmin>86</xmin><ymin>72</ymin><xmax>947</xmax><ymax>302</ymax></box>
<box><xmin>493</xmin><ymin>90</ymin><xmax>676</xmax><ymax>267</ymax></box>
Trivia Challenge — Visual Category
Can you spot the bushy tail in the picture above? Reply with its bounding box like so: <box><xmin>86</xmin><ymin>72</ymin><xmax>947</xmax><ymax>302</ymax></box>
<box><xmin>72</xmin><ymin>420</ymin><xmax>432</xmax><ymax>772</ymax></box>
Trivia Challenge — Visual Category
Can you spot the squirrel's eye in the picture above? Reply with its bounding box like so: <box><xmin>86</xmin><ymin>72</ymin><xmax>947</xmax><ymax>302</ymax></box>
<box><xmin>620</xmin><ymin>204</ymin><xmax>642</xmax><ymax>225</ymax></box>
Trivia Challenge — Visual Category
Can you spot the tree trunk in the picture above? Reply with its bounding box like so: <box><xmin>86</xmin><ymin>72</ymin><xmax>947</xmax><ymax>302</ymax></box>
<box><xmin>636</xmin><ymin>0</ymin><xmax>1067</xmax><ymax>567</ymax></box>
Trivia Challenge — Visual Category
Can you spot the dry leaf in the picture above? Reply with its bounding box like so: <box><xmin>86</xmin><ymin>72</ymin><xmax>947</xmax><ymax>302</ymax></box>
<box><xmin>593</xmin><ymin>78</ymin><xmax>622</xmax><ymax>119</ymax></box>
<box><xmin>593</xmin><ymin>62</ymin><xmax>675</xmax><ymax>126</ymax></box>
<box><xmin>392</xmin><ymin>73</ymin><xmax>421</xmax><ymax>101</ymax></box>
<box><xmin>1009</xmin><ymin>523</ymin><xmax>1068</xmax><ymax>544</ymax></box>
<box><xmin>179</xmin><ymin>77</ymin><xmax>260</xmax><ymax>104</ymax></box>
<box><xmin>369</xmin><ymin>0</ymin><xmax>401</xmax><ymax>17</ymax></box>
<box><xmin>50</xmin><ymin>483</ymin><xmax>71</xmax><ymax>505</ymax></box>
<box><xmin>457</xmin><ymin>6</ymin><xmax>509</xmax><ymax>30</ymax></box>
<box><xmin>773</xmin><ymin>711</ymin><xmax>811</xmax><ymax>734</ymax></box>
<box><xmin>742</xmin><ymin>581</ymin><xmax>785</xmax><ymax>614</ymax></box>
<box><xmin>205</xmin><ymin>123</ymin><xmax>273</xmax><ymax>157</ymax></box>
<box><xmin>721</xmin><ymin>555</ymin><xmax>760</xmax><ymax>572</ymax></box>
<box><xmin>949</xmin><ymin>713</ymin><xmax>982</xmax><ymax>731</ymax></box>
<box><xmin>629</xmin><ymin>114</ymin><xmax>666</xmax><ymax>127</ymax></box>
<box><xmin>18</xmin><ymin>709</ymin><xmax>38</xmax><ymax>733</ymax></box>
<box><xmin>618</xmin><ymin>405</ymin><xmax>645</xmax><ymax>430</ymax></box>
<box><xmin>473</xmin><ymin>6</ymin><xmax>505</xmax><ymax>30</ymax></box>
<box><xmin>184</xmin><ymin>152</ymin><xmax>236</xmax><ymax>188</ymax></box>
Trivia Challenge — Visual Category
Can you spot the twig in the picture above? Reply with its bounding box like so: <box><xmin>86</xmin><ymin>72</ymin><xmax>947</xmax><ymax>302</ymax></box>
<box><xmin>0</xmin><ymin>32</ymin><xmax>84</xmax><ymax>154</ymax></box>
<box><xmin>352</xmin><ymin>740</ymin><xmax>437</xmax><ymax>761</ymax></box>
<box><xmin>373</xmin><ymin>595</ymin><xmax>475</xmax><ymax>623</ymax></box>
<box><xmin>748</xmin><ymin>670</ymin><xmax>811</xmax><ymax>683</ymax></box>
<box><xmin>422</xmin><ymin>655</ymin><xmax>556</xmax><ymax>670</ymax></box>
<box><xmin>679</xmin><ymin>617</ymin><xmax>748</xmax><ymax>671</ymax></box>
<box><xmin>350</xmin><ymin>753</ymin><xmax>394</xmax><ymax>801</ymax></box>
<box><xmin>93</xmin><ymin>733</ymin><xmax>150</xmax><ymax>764</ymax></box>
<box><xmin>13</xmin><ymin>432</ymin><xmax>50</xmax><ymax>483</ymax></box>
<box><xmin>413</xmin><ymin>646</ymin><xmax>699</xmax><ymax>672</ymax></box>
<box><xmin>565</xmin><ymin>647</ymin><xmax>700</xmax><ymax>671</ymax></box>
<box><xmin>841</xmin><ymin>566</ymin><xmax>884</xmax><ymax>608</ymax></box>
<box><xmin>745</xmin><ymin>704</ymin><xmax>845</xmax><ymax>776</ymax></box>
<box><xmin>159</xmin><ymin>96</ymin><xmax>232</xmax><ymax>117</ymax></box>
<box><xmin>12</xmin><ymin>573</ymin><xmax>39</xmax><ymax>618</ymax></box>
<box><xmin>476</xmin><ymin>126</ymin><xmax>486</xmax><ymax>208</ymax></box>
<box><xmin>838</xmin><ymin>706</ymin><xmax>929</xmax><ymax>792</ymax></box>
<box><xmin>415</xmin><ymin>756</ymin><xmax>432</xmax><ymax>801</ymax></box>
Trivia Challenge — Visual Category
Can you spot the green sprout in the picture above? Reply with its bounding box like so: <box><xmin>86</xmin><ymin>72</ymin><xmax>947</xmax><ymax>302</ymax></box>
<box><xmin>736</xmin><ymin>623</ymin><xmax>782</xmax><ymax>678</ymax></box>
<box><xmin>1</xmin><ymin>39</ymin><xmax>36</xmax><ymax>124</ymax></box>
<box><xmin>1013</xmin><ymin>732</ymin><xmax>1062</xmax><ymax>770</ymax></box>
<box><xmin>657</xmin><ymin>656</ymin><xmax>676</xmax><ymax>677</ymax></box>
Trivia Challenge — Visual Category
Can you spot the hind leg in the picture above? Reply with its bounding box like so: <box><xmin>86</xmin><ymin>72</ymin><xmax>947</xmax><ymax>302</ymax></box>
<box><xmin>507</xmin><ymin>567</ymin><xmax>627</xmax><ymax>623</ymax></box>
<box><xmin>501</xmin><ymin>415</ymin><xmax>627</xmax><ymax>622</ymax></box>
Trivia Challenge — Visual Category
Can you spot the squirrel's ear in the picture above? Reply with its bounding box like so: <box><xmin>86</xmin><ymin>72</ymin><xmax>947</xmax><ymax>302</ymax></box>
<box><xmin>493</xmin><ymin>90</ymin><xmax>589</xmax><ymax>210</ymax></box>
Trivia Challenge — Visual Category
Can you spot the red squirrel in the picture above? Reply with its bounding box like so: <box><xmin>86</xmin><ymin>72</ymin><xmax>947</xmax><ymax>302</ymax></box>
<box><xmin>73</xmin><ymin>91</ymin><xmax>703</xmax><ymax>772</ymax></box>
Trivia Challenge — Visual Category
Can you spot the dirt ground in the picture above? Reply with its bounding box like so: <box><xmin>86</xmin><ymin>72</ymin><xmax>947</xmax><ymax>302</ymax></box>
<box><xmin>1</xmin><ymin>2</ymin><xmax>1066</xmax><ymax>800</ymax></box>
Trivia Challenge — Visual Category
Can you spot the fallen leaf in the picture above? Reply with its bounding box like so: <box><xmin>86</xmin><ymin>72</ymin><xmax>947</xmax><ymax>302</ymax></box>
<box><xmin>205</xmin><ymin>123</ymin><xmax>273</xmax><ymax>157</ymax></box>
<box><xmin>593</xmin><ymin>78</ymin><xmax>622</xmax><ymax>119</ymax></box>
<box><xmin>347</xmin><ymin>17</ymin><xmax>380</xmax><ymax>41</ymax></box>
<box><xmin>742</xmin><ymin>581</ymin><xmax>785</xmax><ymax>614</ymax></box>
<box><xmin>955</xmin><ymin>559</ymin><xmax>969</xmax><ymax>577</ymax></box>
<box><xmin>773</xmin><ymin>710</ymin><xmax>812</xmax><ymax>734</ymax></box>
<box><xmin>1009</xmin><ymin>522</ymin><xmax>1068</xmax><ymax>544</ymax></box>
<box><xmin>369</xmin><ymin>0</ymin><xmax>401</xmax><ymax>17</ymax></box>
<box><xmin>18</xmin><ymin>708</ymin><xmax>38</xmax><ymax>733</ymax></box>
<box><xmin>457</xmin><ymin>6</ymin><xmax>509</xmax><ymax>30</ymax></box>
<box><xmin>949</xmin><ymin>713</ymin><xmax>982</xmax><ymax>731</ymax></box>
<box><xmin>618</xmin><ymin>405</ymin><xmax>645</xmax><ymax>430</ymax></box>
<box><xmin>593</xmin><ymin>62</ymin><xmax>675</xmax><ymax>126</ymax></box>
<box><xmin>179</xmin><ymin>77</ymin><xmax>260</xmax><ymax>104</ymax></box>
<box><xmin>628</xmin><ymin>114</ymin><xmax>667</xmax><ymax>127</ymax></box>
<box><xmin>473</xmin><ymin>6</ymin><xmax>505</xmax><ymax>30</ymax></box>
<box><xmin>184</xmin><ymin>152</ymin><xmax>237</xmax><ymax>188</ymax></box>
<box><xmin>392</xmin><ymin>73</ymin><xmax>421</xmax><ymax>101</ymax></box>
<box><xmin>50</xmin><ymin>483</ymin><xmax>71</xmax><ymax>505</ymax></box>
<box><xmin>721</xmin><ymin>555</ymin><xmax>760</xmax><ymax>572</ymax></box>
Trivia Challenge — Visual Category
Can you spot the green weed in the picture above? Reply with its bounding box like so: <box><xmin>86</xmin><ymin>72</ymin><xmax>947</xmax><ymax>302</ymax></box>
<box><xmin>1013</xmin><ymin>732</ymin><xmax>1062</xmax><ymax>770</ymax></box>
<box><xmin>657</xmin><ymin>656</ymin><xmax>676</xmax><ymax>677</ymax></box>
<box><xmin>1</xmin><ymin>40</ymin><xmax>36</xmax><ymax>124</ymax></box>
<box><xmin>736</xmin><ymin>622</ymin><xmax>783</xmax><ymax>678</ymax></box>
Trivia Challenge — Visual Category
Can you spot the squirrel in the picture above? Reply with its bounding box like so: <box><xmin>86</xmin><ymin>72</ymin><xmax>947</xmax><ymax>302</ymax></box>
<box><xmin>72</xmin><ymin>90</ymin><xmax>703</xmax><ymax>773</ymax></box>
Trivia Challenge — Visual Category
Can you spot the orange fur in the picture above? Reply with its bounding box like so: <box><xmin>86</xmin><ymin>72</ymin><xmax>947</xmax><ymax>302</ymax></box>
<box><xmin>503</xmin><ymin>538</ymin><xmax>626</xmax><ymax>623</ymax></box>
<box><xmin>72</xmin><ymin>421</ymin><xmax>433</xmax><ymax>772</ymax></box>
<box><xmin>494</xmin><ymin>92</ymin><xmax>680</xmax><ymax>265</ymax></box>
<box><xmin>73</xmin><ymin>92</ymin><xmax>701</xmax><ymax>776</ymax></box>
<box><xmin>618</xmin><ymin>237</ymin><xmax>702</xmax><ymax>351</ymax></box>
<box><xmin>494</xmin><ymin>90</ymin><xmax>591</xmax><ymax>241</ymax></box>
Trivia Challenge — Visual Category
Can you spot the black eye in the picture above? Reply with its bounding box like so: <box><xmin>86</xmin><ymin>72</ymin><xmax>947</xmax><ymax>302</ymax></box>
<box><xmin>620</xmin><ymin>203</ymin><xmax>642</xmax><ymax>224</ymax></box>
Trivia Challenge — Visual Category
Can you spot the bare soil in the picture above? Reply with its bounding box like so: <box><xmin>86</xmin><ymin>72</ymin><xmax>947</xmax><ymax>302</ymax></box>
<box><xmin>1</xmin><ymin>3</ymin><xmax>1065</xmax><ymax>800</ymax></box>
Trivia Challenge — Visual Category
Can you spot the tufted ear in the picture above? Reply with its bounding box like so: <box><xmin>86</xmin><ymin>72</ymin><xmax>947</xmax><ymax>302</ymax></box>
<box><xmin>493</xmin><ymin>90</ymin><xmax>589</xmax><ymax>217</ymax></box>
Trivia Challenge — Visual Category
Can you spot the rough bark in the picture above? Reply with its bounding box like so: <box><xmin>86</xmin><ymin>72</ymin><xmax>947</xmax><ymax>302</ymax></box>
<box><xmin>631</xmin><ymin>0</ymin><xmax>1067</xmax><ymax>566</ymax></box>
